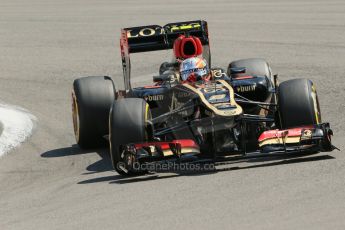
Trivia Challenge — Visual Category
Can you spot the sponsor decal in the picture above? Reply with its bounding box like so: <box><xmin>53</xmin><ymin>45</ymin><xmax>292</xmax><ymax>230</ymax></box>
<box><xmin>144</xmin><ymin>94</ymin><xmax>164</xmax><ymax>101</ymax></box>
<box><xmin>301</xmin><ymin>129</ymin><xmax>313</xmax><ymax>141</ymax></box>
<box><xmin>236</xmin><ymin>85</ymin><xmax>256</xmax><ymax>92</ymax></box>
<box><xmin>127</xmin><ymin>27</ymin><xmax>164</xmax><ymax>38</ymax></box>
<box><xmin>126</xmin><ymin>22</ymin><xmax>201</xmax><ymax>38</ymax></box>
<box><xmin>183</xmin><ymin>80</ymin><xmax>243</xmax><ymax>117</ymax></box>
<box><xmin>303</xmin><ymin>129</ymin><xmax>312</xmax><ymax>137</ymax></box>
<box><xmin>208</xmin><ymin>94</ymin><xmax>226</xmax><ymax>101</ymax></box>
<box><xmin>211</xmin><ymin>69</ymin><xmax>227</xmax><ymax>78</ymax></box>
<box><xmin>168</xmin><ymin>22</ymin><xmax>201</xmax><ymax>32</ymax></box>
<box><xmin>202</xmin><ymin>84</ymin><xmax>224</xmax><ymax>93</ymax></box>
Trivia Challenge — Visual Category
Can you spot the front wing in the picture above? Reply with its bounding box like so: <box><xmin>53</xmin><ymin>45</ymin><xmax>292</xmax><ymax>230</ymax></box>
<box><xmin>119</xmin><ymin>123</ymin><xmax>335</xmax><ymax>172</ymax></box>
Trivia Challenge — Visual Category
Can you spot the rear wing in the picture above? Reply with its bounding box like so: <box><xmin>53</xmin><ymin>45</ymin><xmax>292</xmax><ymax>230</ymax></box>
<box><xmin>120</xmin><ymin>20</ymin><xmax>210</xmax><ymax>90</ymax></box>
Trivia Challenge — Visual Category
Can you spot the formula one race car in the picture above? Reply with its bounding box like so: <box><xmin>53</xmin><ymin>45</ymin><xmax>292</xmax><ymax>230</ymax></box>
<box><xmin>72</xmin><ymin>20</ymin><xmax>335</xmax><ymax>175</ymax></box>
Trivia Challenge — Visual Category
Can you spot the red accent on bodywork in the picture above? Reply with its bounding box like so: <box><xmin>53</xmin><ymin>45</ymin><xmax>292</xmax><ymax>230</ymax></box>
<box><xmin>134</xmin><ymin>139</ymin><xmax>199</xmax><ymax>150</ymax></box>
<box><xmin>120</xmin><ymin>29</ymin><xmax>131</xmax><ymax>90</ymax></box>
<box><xmin>258</xmin><ymin>126</ymin><xmax>314</xmax><ymax>142</ymax></box>
<box><xmin>143</xmin><ymin>85</ymin><xmax>162</xmax><ymax>89</ymax></box>
<box><xmin>234</xmin><ymin>76</ymin><xmax>254</xmax><ymax>80</ymax></box>
<box><xmin>120</xmin><ymin>30</ymin><xmax>128</xmax><ymax>57</ymax></box>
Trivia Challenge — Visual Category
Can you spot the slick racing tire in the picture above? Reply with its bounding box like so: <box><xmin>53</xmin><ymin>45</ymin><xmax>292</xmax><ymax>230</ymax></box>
<box><xmin>278</xmin><ymin>78</ymin><xmax>321</xmax><ymax>129</ymax></box>
<box><xmin>109</xmin><ymin>98</ymin><xmax>151</xmax><ymax>176</ymax></box>
<box><xmin>228</xmin><ymin>58</ymin><xmax>273</xmax><ymax>81</ymax></box>
<box><xmin>72</xmin><ymin>76</ymin><xmax>115</xmax><ymax>149</ymax></box>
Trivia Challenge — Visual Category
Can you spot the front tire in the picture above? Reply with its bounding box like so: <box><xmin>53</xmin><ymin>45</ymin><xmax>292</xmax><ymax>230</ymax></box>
<box><xmin>109</xmin><ymin>98</ymin><xmax>151</xmax><ymax>175</ymax></box>
<box><xmin>278</xmin><ymin>78</ymin><xmax>321</xmax><ymax>128</ymax></box>
<box><xmin>72</xmin><ymin>76</ymin><xmax>115</xmax><ymax>149</ymax></box>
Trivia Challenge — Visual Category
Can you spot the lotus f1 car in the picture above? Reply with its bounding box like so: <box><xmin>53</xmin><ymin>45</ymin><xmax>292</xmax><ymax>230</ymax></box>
<box><xmin>72</xmin><ymin>20</ymin><xmax>336</xmax><ymax>175</ymax></box>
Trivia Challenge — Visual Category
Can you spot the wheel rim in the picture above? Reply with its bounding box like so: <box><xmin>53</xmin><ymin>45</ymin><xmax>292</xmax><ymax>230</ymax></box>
<box><xmin>71</xmin><ymin>90</ymin><xmax>80</xmax><ymax>142</ymax></box>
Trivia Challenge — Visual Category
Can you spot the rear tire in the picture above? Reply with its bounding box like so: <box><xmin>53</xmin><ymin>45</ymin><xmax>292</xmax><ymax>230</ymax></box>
<box><xmin>109</xmin><ymin>98</ymin><xmax>151</xmax><ymax>175</ymax></box>
<box><xmin>72</xmin><ymin>76</ymin><xmax>115</xmax><ymax>149</ymax></box>
<box><xmin>228</xmin><ymin>58</ymin><xmax>273</xmax><ymax>80</ymax></box>
<box><xmin>278</xmin><ymin>78</ymin><xmax>321</xmax><ymax>128</ymax></box>
<box><xmin>229</xmin><ymin>58</ymin><xmax>275</xmax><ymax>116</ymax></box>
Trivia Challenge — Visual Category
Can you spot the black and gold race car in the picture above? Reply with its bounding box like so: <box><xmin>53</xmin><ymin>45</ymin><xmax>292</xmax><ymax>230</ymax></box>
<box><xmin>71</xmin><ymin>20</ymin><xmax>335</xmax><ymax>175</ymax></box>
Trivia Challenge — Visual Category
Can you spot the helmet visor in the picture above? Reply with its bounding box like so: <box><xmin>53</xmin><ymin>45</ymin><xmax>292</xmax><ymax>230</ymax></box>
<box><xmin>181</xmin><ymin>67</ymin><xmax>208</xmax><ymax>81</ymax></box>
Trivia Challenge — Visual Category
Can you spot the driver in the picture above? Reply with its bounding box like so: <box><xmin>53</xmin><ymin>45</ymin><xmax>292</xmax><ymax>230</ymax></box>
<box><xmin>179</xmin><ymin>57</ymin><xmax>211</xmax><ymax>83</ymax></box>
<box><xmin>159</xmin><ymin>35</ymin><xmax>204</xmax><ymax>76</ymax></box>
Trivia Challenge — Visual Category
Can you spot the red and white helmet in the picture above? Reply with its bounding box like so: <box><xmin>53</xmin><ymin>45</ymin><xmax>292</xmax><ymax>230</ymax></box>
<box><xmin>179</xmin><ymin>57</ymin><xmax>210</xmax><ymax>82</ymax></box>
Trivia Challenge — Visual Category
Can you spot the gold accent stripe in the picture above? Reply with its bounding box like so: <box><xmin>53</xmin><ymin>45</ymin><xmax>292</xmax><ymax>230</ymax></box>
<box><xmin>182</xmin><ymin>80</ymin><xmax>243</xmax><ymax>116</ymax></box>
<box><xmin>259</xmin><ymin>136</ymin><xmax>301</xmax><ymax>147</ymax></box>
<box><xmin>163</xmin><ymin>147</ymin><xmax>200</xmax><ymax>156</ymax></box>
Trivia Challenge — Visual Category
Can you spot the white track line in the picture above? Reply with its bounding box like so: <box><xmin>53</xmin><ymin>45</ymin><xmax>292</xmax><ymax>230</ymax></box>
<box><xmin>0</xmin><ymin>103</ymin><xmax>37</xmax><ymax>157</ymax></box>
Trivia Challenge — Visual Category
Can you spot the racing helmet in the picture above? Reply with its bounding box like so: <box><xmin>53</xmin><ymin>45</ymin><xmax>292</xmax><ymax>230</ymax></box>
<box><xmin>180</xmin><ymin>57</ymin><xmax>210</xmax><ymax>82</ymax></box>
<box><xmin>173</xmin><ymin>35</ymin><xmax>203</xmax><ymax>60</ymax></box>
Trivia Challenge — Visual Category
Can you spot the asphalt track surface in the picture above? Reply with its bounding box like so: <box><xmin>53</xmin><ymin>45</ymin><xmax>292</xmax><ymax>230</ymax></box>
<box><xmin>0</xmin><ymin>0</ymin><xmax>345</xmax><ymax>229</ymax></box>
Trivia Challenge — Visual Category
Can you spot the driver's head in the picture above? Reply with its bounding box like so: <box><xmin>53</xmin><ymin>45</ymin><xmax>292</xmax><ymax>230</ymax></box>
<box><xmin>180</xmin><ymin>57</ymin><xmax>210</xmax><ymax>82</ymax></box>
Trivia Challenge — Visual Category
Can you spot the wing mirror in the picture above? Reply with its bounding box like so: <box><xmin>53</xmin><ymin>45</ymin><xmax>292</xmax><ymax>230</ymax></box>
<box><xmin>153</xmin><ymin>73</ymin><xmax>173</xmax><ymax>83</ymax></box>
<box><xmin>229</xmin><ymin>67</ymin><xmax>246</xmax><ymax>75</ymax></box>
